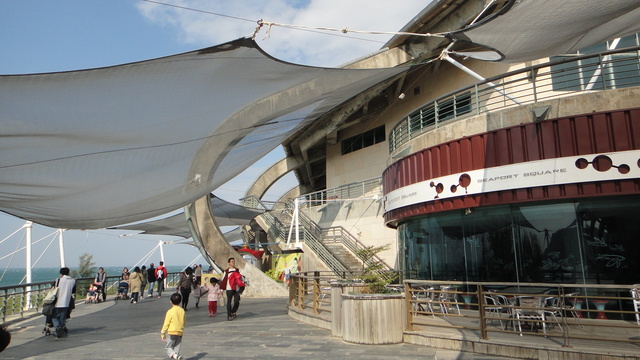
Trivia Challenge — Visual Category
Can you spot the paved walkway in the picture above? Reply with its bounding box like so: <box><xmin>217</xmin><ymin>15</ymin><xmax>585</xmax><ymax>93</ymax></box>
<box><xmin>2</xmin><ymin>295</ymin><xmax>509</xmax><ymax>360</ymax></box>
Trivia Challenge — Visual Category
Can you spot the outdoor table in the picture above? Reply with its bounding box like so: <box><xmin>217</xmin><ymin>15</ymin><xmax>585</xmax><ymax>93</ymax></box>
<box><xmin>592</xmin><ymin>300</ymin><xmax>608</xmax><ymax>319</ymax></box>
<box><xmin>571</xmin><ymin>297</ymin><xmax>584</xmax><ymax>318</ymax></box>
<box><xmin>460</xmin><ymin>292</ymin><xmax>473</xmax><ymax>309</ymax></box>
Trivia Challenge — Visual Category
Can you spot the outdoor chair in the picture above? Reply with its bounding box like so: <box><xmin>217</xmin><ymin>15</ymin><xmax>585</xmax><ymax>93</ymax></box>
<box><xmin>484</xmin><ymin>295</ymin><xmax>505</xmax><ymax>328</ymax></box>
<box><xmin>542</xmin><ymin>296</ymin><xmax>563</xmax><ymax>331</ymax></box>
<box><xmin>438</xmin><ymin>287</ymin><xmax>461</xmax><ymax>315</ymax></box>
<box><xmin>412</xmin><ymin>286</ymin><xmax>438</xmax><ymax>316</ymax></box>
<box><xmin>562</xmin><ymin>293</ymin><xmax>584</xmax><ymax>327</ymax></box>
<box><xmin>630</xmin><ymin>288</ymin><xmax>640</xmax><ymax>325</ymax></box>
<box><xmin>514</xmin><ymin>296</ymin><xmax>546</xmax><ymax>336</ymax></box>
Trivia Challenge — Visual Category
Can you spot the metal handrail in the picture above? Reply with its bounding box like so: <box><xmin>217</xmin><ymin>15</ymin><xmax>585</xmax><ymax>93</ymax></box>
<box><xmin>289</xmin><ymin>274</ymin><xmax>640</xmax><ymax>351</ymax></box>
<box><xmin>389</xmin><ymin>45</ymin><xmax>640</xmax><ymax>153</ymax></box>
<box><xmin>322</xmin><ymin>226</ymin><xmax>394</xmax><ymax>279</ymax></box>
<box><xmin>300</xmin><ymin>177</ymin><xmax>382</xmax><ymax>207</ymax></box>
<box><xmin>0</xmin><ymin>272</ymin><xmax>182</xmax><ymax>324</ymax></box>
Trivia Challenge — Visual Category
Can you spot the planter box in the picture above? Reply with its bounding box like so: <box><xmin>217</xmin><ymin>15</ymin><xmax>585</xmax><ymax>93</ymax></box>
<box><xmin>341</xmin><ymin>293</ymin><xmax>404</xmax><ymax>344</ymax></box>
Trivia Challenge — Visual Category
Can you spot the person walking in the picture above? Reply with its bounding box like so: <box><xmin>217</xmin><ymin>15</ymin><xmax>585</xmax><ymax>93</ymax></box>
<box><xmin>94</xmin><ymin>267</ymin><xmax>107</xmax><ymax>302</ymax></box>
<box><xmin>177</xmin><ymin>267</ymin><xmax>194</xmax><ymax>311</ymax></box>
<box><xmin>140</xmin><ymin>265</ymin><xmax>148</xmax><ymax>299</ymax></box>
<box><xmin>194</xmin><ymin>264</ymin><xmax>202</xmax><ymax>285</ymax></box>
<box><xmin>147</xmin><ymin>263</ymin><xmax>156</xmax><ymax>298</ymax></box>
<box><xmin>129</xmin><ymin>266</ymin><xmax>143</xmax><ymax>304</ymax></box>
<box><xmin>204</xmin><ymin>277</ymin><xmax>222</xmax><ymax>317</ymax></box>
<box><xmin>161</xmin><ymin>293</ymin><xmax>185</xmax><ymax>360</ymax></box>
<box><xmin>52</xmin><ymin>267</ymin><xmax>76</xmax><ymax>338</ymax></box>
<box><xmin>220</xmin><ymin>257</ymin><xmax>245</xmax><ymax>321</ymax></box>
<box><xmin>156</xmin><ymin>261</ymin><xmax>168</xmax><ymax>298</ymax></box>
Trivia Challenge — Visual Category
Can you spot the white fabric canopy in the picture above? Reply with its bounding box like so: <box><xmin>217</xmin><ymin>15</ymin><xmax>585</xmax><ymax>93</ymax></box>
<box><xmin>109</xmin><ymin>196</ymin><xmax>258</xmax><ymax>242</ymax></box>
<box><xmin>449</xmin><ymin>0</ymin><xmax>640</xmax><ymax>62</ymax></box>
<box><xmin>111</xmin><ymin>212</ymin><xmax>193</xmax><ymax>238</ymax></box>
<box><xmin>0</xmin><ymin>37</ymin><xmax>407</xmax><ymax>229</ymax></box>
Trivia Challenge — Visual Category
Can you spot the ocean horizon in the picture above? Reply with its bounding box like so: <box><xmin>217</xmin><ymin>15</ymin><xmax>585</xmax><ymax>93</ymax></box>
<box><xmin>0</xmin><ymin>265</ymin><xmax>191</xmax><ymax>287</ymax></box>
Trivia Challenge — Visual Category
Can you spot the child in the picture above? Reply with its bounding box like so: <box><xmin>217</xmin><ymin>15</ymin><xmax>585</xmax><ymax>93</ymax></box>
<box><xmin>204</xmin><ymin>277</ymin><xmax>222</xmax><ymax>317</ymax></box>
<box><xmin>161</xmin><ymin>293</ymin><xmax>186</xmax><ymax>360</ymax></box>
<box><xmin>192</xmin><ymin>281</ymin><xmax>203</xmax><ymax>310</ymax></box>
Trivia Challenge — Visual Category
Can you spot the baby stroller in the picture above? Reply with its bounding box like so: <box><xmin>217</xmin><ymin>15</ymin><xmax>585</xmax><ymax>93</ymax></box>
<box><xmin>115</xmin><ymin>281</ymin><xmax>129</xmax><ymax>301</ymax></box>
<box><xmin>85</xmin><ymin>282</ymin><xmax>102</xmax><ymax>303</ymax></box>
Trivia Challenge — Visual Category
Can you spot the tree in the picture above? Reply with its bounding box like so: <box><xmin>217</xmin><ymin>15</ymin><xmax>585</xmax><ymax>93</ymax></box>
<box><xmin>71</xmin><ymin>253</ymin><xmax>96</xmax><ymax>279</ymax></box>
<box><xmin>354</xmin><ymin>244</ymin><xmax>398</xmax><ymax>294</ymax></box>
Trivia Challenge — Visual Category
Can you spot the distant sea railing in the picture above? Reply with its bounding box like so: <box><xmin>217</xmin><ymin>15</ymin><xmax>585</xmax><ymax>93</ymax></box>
<box><xmin>0</xmin><ymin>272</ymin><xmax>182</xmax><ymax>324</ymax></box>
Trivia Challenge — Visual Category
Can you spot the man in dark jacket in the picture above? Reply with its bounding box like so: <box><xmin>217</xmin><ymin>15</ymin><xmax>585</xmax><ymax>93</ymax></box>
<box><xmin>147</xmin><ymin>263</ymin><xmax>156</xmax><ymax>297</ymax></box>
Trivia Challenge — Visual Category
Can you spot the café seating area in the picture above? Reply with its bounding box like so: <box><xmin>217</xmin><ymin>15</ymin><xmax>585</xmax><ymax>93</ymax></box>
<box><xmin>407</xmin><ymin>280</ymin><xmax>640</xmax><ymax>350</ymax></box>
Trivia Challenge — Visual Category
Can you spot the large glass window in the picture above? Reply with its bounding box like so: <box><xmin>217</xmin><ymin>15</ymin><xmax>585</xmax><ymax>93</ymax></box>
<box><xmin>399</xmin><ymin>195</ymin><xmax>640</xmax><ymax>286</ymax></box>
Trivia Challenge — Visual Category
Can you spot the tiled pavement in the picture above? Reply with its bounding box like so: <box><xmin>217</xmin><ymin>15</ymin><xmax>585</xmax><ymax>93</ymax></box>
<box><xmin>2</xmin><ymin>295</ymin><xmax>509</xmax><ymax>360</ymax></box>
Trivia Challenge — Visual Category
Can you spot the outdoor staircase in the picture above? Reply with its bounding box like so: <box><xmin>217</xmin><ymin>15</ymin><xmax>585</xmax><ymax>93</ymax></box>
<box><xmin>241</xmin><ymin>195</ymin><xmax>394</xmax><ymax>279</ymax></box>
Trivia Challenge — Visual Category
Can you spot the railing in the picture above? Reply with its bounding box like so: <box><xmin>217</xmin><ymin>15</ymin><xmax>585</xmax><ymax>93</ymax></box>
<box><xmin>240</xmin><ymin>195</ymin><xmax>290</xmax><ymax>249</ymax></box>
<box><xmin>289</xmin><ymin>271</ymin><xmax>363</xmax><ymax>316</ymax></box>
<box><xmin>405</xmin><ymin>280</ymin><xmax>640</xmax><ymax>347</ymax></box>
<box><xmin>300</xmin><ymin>177</ymin><xmax>382</xmax><ymax>207</ymax></box>
<box><xmin>289</xmin><ymin>274</ymin><xmax>640</xmax><ymax>349</ymax></box>
<box><xmin>389</xmin><ymin>45</ymin><xmax>640</xmax><ymax>153</ymax></box>
<box><xmin>0</xmin><ymin>273</ymin><xmax>181</xmax><ymax>324</ymax></box>
<box><xmin>284</xmin><ymin>203</ymin><xmax>352</xmax><ymax>275</ymax></box>
<box><xmin>322</xmin><ymin>226</ymin><xmax>394</xmax><ymax>279</ymax></box>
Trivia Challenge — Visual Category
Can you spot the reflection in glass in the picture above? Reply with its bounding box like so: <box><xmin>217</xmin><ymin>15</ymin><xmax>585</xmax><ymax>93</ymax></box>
<box><xmin>399</xmin><ymin>195</ymin><xmax>640</xmax><ymax>285</ymax></box>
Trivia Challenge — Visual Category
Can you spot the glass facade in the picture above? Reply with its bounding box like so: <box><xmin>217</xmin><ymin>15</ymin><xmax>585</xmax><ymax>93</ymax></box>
<box><xmin>400</xmin><ymin>195</ymin><xmax>640</xmax><ymax>285</ymax></box>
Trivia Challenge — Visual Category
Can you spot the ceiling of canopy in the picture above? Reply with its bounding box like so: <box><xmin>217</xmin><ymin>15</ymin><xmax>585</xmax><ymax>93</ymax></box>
<box><xmin>447</xmin><ymin>0</ymin><xmax>640</xmax><ymax>62</ymax></box>
<box><xmin>0</xmin><ymin>37</ymin><xmax>408</xmax><ymax>229</ymax></box>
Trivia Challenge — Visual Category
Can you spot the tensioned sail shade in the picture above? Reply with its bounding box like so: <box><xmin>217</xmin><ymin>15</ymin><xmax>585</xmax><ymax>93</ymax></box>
<box><xmin>109</xmin><ymin>195</ymin><xmax>264</xmax><ymax>238</ymax></box>
<box><xmin>448</xmin><ymin>0</ymin><xmax>640</xmax><ymax>62</ymax></box>
<box><xmin>0</xmin><ymin>37</ymin><xmax>408</xmax><ymax>229</ymax></box>
<box><xmin>111</xmin><ymin>212</ymin><xmax>193</xmax><ymax>238</ymax></box>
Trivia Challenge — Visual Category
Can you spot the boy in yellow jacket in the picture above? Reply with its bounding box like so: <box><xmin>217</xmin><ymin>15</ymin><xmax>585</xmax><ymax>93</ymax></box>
<box><xmin>161</xmin><ymin>293</ymin><xmax>186</xmax><ymax>360</ymax></box>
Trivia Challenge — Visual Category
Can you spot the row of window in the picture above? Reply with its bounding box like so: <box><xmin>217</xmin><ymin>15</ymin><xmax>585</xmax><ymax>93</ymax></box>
<box><xmin>340</xmin><ymin>125</ymin><xmax>385</xmax><ymax>155</ymax></box>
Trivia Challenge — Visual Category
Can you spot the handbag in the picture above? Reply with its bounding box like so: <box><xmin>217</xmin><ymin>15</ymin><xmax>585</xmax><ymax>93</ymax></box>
<box><xmin>43</xmin><ymin>285</ymin><xmax>58</xmax><ymax>305</ymax></box>
<box><xmin>41</xmin><ymin>303</ymin><xmax>55</xmax><ymax>316</ymax></box>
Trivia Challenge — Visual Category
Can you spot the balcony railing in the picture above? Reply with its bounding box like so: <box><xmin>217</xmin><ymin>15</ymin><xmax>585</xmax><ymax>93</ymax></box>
<box><xmin>289</xmin><ymin>274</ymin><xmax>640</xmax><ymax>352</ymax></box>
<box><xmin>389</xmin><ymin>45</ymin><xmax>640</xmax><ymax>153</ymax></box>
<box><xmin>301</xmin><ymin>177</ymin><xmax>382</xmax><ymax>207</ymax></box>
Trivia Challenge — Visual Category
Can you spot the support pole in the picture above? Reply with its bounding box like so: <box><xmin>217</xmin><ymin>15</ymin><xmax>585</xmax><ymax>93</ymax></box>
<box><xmin>159</xmin><ymin>240</ymin><xmax>166</xmax><ymax>289</ymax></box>
<box><xmin>58</xmin><ymin>229</ymin><xmax>66</xmax><ymax>268</ymax></box>
<box><xmin>294</xmin><ymin>198</ymin><xmax>300</xmax><ymax>248</ymax></box>
<box><xmin>25</xmin><ymin>221</ymin><xmax>33</xmax><ymax>309</ymax></box>
<box><xmin>159</xmin><ymin>240</ymin><xmax>165</xmax><ymax>264</ymax></box>
<box><xmin>441</xmin><ymin>52</ymin><xmax>522</xmax><ymax>106</ymax></box>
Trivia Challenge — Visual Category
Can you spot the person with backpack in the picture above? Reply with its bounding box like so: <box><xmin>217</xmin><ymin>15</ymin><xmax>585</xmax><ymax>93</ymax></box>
<box><xmin>156</xmin><ymin>261</ymin><xmax>168</xmax><ymax>298</ymax></box>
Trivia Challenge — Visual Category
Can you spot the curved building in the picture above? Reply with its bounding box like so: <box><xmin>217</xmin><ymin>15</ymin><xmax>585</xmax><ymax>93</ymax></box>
<box><xmin>283</xmin><ymin>1</ymin><xmax>640</xmax><ymax>286</ymax></box>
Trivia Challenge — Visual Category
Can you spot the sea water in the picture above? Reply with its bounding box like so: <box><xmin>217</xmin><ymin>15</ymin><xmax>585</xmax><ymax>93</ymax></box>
<box><xmin>0</xmin><ymin>266</ymin><xmax>188</xmax><ymax>287</ymax></box>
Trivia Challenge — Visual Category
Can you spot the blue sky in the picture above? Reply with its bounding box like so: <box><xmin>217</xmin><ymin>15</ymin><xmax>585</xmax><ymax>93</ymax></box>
<box><xmin>0</xmin><ymin>0</ymin><xmax>427</xmax><ymax>270</ymax></box>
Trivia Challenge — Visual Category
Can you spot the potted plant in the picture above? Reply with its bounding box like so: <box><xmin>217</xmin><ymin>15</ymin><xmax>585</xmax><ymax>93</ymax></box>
<box><xmin>354</xmin><ymin>244</ymin><xmax>398</xmax><ymax>293</ymax></box>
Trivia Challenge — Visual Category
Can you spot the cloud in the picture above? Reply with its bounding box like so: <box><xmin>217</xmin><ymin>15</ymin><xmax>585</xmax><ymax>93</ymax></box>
<box><xmin>137</xmin><ymin>0</ymin><xmax>428</xmax><ymax>66</ymax></box>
